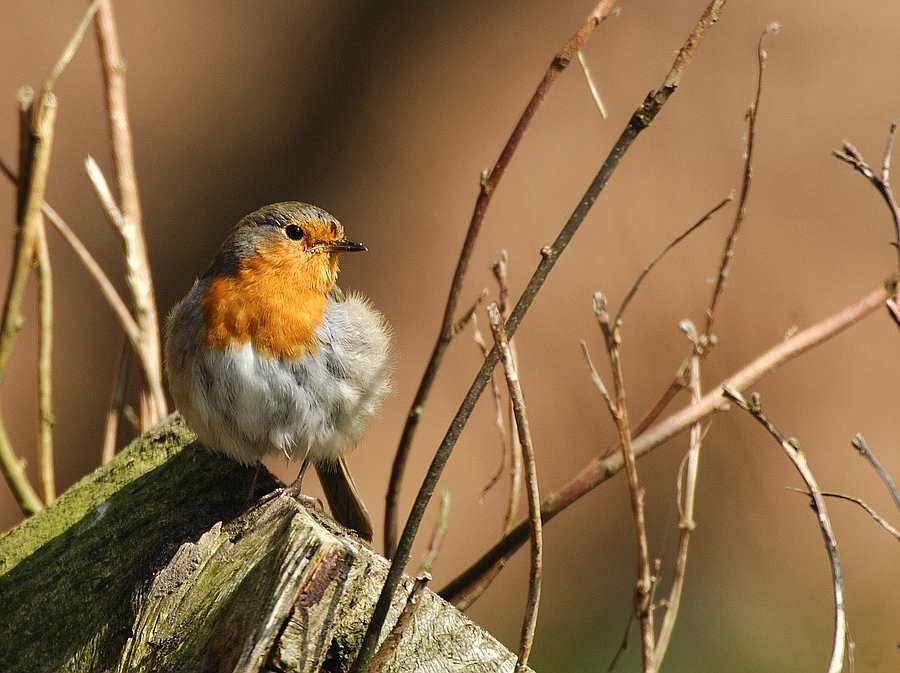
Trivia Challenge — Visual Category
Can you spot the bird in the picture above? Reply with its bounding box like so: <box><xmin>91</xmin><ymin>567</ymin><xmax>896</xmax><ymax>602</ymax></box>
<box><xmin>164</xmin><ymin>202</ymin><xmax>391</xmax><ymax>540</ymax></box>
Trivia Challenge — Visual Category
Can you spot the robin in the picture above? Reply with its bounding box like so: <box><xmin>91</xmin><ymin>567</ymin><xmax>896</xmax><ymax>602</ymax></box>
<box><xmin>164</xmin><ymin>202</ymin><xmax>391</xmax><ymax>540</ymax></box>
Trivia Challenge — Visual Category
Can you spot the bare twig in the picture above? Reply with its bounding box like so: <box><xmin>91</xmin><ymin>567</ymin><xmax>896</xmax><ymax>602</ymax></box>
<box><xmin>384</xmin><ymin>0</ymin><xmax>618</xmax><ymax>559</ymax></box>
<box><xmin>833</xmin><ymin>120</ymin><xmax>900</xmax><ymax>328</ymax></box>
<box><xmin>419</xmin><ymin>490</ymin><xmax>451</xmax><ymax>575</ymax></box>
<box><xmin>94</xmin><ymin>0</ymin><xmax>167</xmax><ymax>429</ymax></box>
<box><xmin>368</xmin><ymin>573</ymin><xmax>432</xmax><ymax>673</ymax></box>
<box><xmin>35</xmin><ymin>202</ymin><xmax>55</xmax><ymax>503</ymax></box>
<box><xmin>705</xmin><ymin>23</ymin><xmax>779</xmax><ymax>337</ymax></box>
<box><xmin>581</xmin><ymin>340</ymin><xmax>616</xmax><ymax>417</ymax></box>
<box><xmin>651</xmin><ymin>323</ymin><xmax>705</xmax><ymax>669</ymax></box>
<box><xmin>488</xmin><ymin>304</ymin><xmax>542</xmax><ymax>672</ymax></box>
<box><xmin>789</xmin><ymin>488</ymin><xmax>900</xmax><ymax>542</ymax></box>
<box><xmin>353</xmin><ymin>4</ymin><xmax>724</xmax><ymax>669</ymax></box>
<box><xmin>593</xmin><ymin>292</ymin><xmax>655</xmax><ymax>668</ymax></box>
<box><xmin>456</xmin><ymin>258</ymin><xmax>525</xmax><ymax>611</ymax></box>
<box><xmin>43</xmin><ymin>0</ymin><xmax>102</xmax><ymax>98</ymax></box>
<box><xmin>0</xmin><ymin>90</ymin><xmax>58</xmax><ymax>515</ymax></box>
<box><xmin>0</xmin><ymin>157</ymin><xmax>141</xmax><ymax>345</ymax></box>
<box><xmin>0</xmin><ymin>0</ymin><xmax>105</xmax><ymax>514</ymax></box>
<box><xmin>471</xmin><ymin>312</ymin><xmax>512</xmax><ymax>500</ymax></box>
<box><xmin>102</xmin><ymin>338</ymin><xmax>133</xmax><ymax>463</ymax></box>
<box><xmin>833</xmin><ymin>122</ymin><xmax>900</xmax><ymax>269</ymax></box>
<box><xmin>441</xmin><ymin>283</ymin><xmax>886</xmax><ymax>604</ymax></box>
<box><xmin>850</xmin><ymin>434</ymin><xmax>900</xmax><ymax>514</ymax></box>
<box><xmin>577</xmin><ymin>48</ymin><xmax>607</xmax><ymax>119</ymax></box>
<box><xmin>723</xmin><ymin>386</ymin><xmax>847</xmax><ymax>673</ymax></box>
<box><xmin>617</xmin><ymin>194</ymin><xmax>733</xmax><ymax>323</ymax></box>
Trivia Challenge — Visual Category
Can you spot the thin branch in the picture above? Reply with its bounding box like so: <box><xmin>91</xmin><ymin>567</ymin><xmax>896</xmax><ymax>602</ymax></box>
<box><xmin>419</xmin><ymin>490</ymin><xmax>451</xmax><ymax>575</ymax></box>
<box><xmin>594</xmin><ymin>292</ymin><xmax>655</xmax><ymax>668</ymax></box>
<box><xmin>43</xmin><ymin>200</ymin><xmax>141</xmax><ymax>343</ymax></box>
<box><xmin>353</xmin><ymin>4</ymin><xmax>724</xmax><ymax>668</ymax></box>
<box><xmin>833</xmin><ymin>120</ymin><xmax>900</xmax><ymax>330</ymax></box>
<box><xmin>789</xmin><ymin>488</ymin><xmax>900</xmax><ymax>542</ymax></box>
<box><xmin>850</xmin><ymin>434</ymin><xmax>900</xmax><ymax>514</ymax></box>
<box><xmin>0</xmin><ymin>157</ymin><xmax>141</xmax><ymax>345</ymax></box>
<box><xmin>581</xmin><ymin>340</ymin><xmax>616</xmax><ymax>417</ymax></box>
<box><xmin>440</xmin><ymin>282</ymin><xmax>885</xmax><ymax>604</ymax></box>
<box><xmin>94</xmin><ymin>0</ymin><xmax>167</xmax><ymax>429</ymax></box>
<box><xmin>451</xmin><ymin>288</ymin><xmax>488</xmax><ymax>338</ymax></box>
<box><xmin>833</xmin><ymin>123</ymin><xmax>900</xmax><ymax>269</ymax></box>
<box><xmin>577</xmin><ymin>48</ymin><xmax>607</xmax><ymax>119</ymax></box>
<box><xmin>0</xmin><ymin>90</ymin><xmax>59</xmax><ymax>515</ymax></box>
<box><xmin>472</xmin><ymin>313</ymin><xmax>511</xmax><ymax>499</ymax></box>
<box><xmin>651</xmin><ymin>325</ymin><xmax>704</xmax><ymax>669</ymax></box>
<box><xmin>705</xmin><ymin>23</ymin><xmax>779</xmax><ymax>337</ymax></box>
<box><xmin>384</xmin><ymin>0</ymin><xmax>618</xmax><ymax>559</ymax></box>
<box><xmin>85</xmin><ymin>157</ymin><xmax>166</xmax><ymax>428</ymax></box>
<box><xmin>488</xmin><ymin>305</ymin><xmax>542</xmax><ymax>673</ymax></box>
<box><xmin>723</xmin><ymin>386</ymin><xmax>847</xmax><ymax>673</ymax></box>
<box><xmin>457</xmin><ymin>258</ymin><xmax>524</xmax><ymax>611</ymax></box>
<box><xmin>368</xmin><ymin>573</ymin><xmax>432</xmax><ymax>673</ymax></box>
<box><xmin>617</xmin><ymin>193</ymin><xmax>733</xmax><ymax>323</ymax></box>
<box><xmin>35</xmin><ymin>203</ymin><xmax>55</xmax><ymax>504</ymax></box>
<box><xmin>102</xmin><ymin>337</ymin><xmax>133</xmax><ymax>463</ymax></box>
<box><xmin>42</xmin><ymin>0</ymin><xmax>102</xmax><ymax>98</ymax></box>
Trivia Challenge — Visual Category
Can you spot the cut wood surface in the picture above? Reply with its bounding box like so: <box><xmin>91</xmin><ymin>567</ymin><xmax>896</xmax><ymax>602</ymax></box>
<box><xmin>0</xmin><ymin>416</ymin><xmax>527</xmax><ymax>672</ymax></box>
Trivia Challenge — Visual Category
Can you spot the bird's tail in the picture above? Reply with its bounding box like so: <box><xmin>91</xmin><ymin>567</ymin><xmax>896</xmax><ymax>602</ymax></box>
<box><xmin>315</xmin><ymin>456</ymin><xmax>374</xmax><ymax>541</ymax></box>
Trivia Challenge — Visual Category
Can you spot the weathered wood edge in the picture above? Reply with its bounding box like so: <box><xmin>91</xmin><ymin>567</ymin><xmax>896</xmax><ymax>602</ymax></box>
<box><xmin>0</xmin><ymin>416</ymin><xmax>528</xmax><ymax>672</ymax></box>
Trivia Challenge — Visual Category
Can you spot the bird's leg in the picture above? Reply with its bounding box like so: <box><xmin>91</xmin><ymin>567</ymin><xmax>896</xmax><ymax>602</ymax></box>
<box><xmin>291</xmin><ymin>458</ymin><xmax>311</xmax><ymax>492</ymax></box>
<box><xmin>246</xmin><ymin>462</ymin><xmax>262</xmax><ymax>501</ymax></box>
<box><xmin>256</xmin><ymin>458</ymin><xmax>323</xmax><ymax>511</ymax></box>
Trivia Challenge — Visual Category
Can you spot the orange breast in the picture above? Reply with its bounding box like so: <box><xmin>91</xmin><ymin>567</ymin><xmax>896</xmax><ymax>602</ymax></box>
<box><xmin>201</xmin><ymin>241</ymin><xmax>335</xmax><ymax>359</ymax></box>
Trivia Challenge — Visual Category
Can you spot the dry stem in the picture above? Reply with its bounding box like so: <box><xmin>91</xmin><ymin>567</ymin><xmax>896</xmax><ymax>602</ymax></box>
<box><xmin>488</xmin><ymin>304</ymin><xmax>542</xmax><ymax>673</ymax></box>
<box><xmin>0</xmin><ymin>91</ymin><xmax>58</xmax><ymax>514</ymax></box>
<box><xmin>384</xmin><ymin>0</ymin><xmax>617</xmax><ymax>559</ymax></box>
<box><xmin>440</xmin><ymin>282</ymin><xmax>886</xmax><ymax>604</ymax></box>
<box><xmin>352</xmin><ymin>4</ymin><xmax>724</xmax><ymax>669</ymax></box>
<box><xmin>723</xmin><ymin>386</ymin><xmax>847</xmax><ymax>673</ymax></box>
<box><xmin>705</xmin><ymin>23</ymin><xmax>779</xmax><ymax>336</ymax></box>
<box><xmin>833</xmin><ymin>120</ymin><xmax>900</xmax><ymax>327</ymax></box>
<box><xmin>650</xmin><ymin>324</ymin><xmax>705</xmax><ymax>668</ymax></box>
<box><xmin>850</xmin><ymin>434</ymin><xmax>900</xmax><ymax>514</ymax></box>
<box><xmin>593</xmin><ymin>293</ymin><xmax>655</xmax><ymax>668</ymax></box>
<box><xmin>419</xmin><ymin>490</ymin><xmax>450</xmax><ymax>575</ymax></box>
<box><xmin>94</xmin><ymin>0</ymin><xmax>166</xmax><ymax>429</ymax></box>
<box><xmin>368</xmin><ymin>573</ymin><xmax>431</xmax><ymax>673</ymax></box>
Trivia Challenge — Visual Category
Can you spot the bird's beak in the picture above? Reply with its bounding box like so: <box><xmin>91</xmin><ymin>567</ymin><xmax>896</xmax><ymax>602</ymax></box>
<box><xmin>318</xmin><ymin>238</ymin><xmax>367</xmax><ymax>253</ymax></box>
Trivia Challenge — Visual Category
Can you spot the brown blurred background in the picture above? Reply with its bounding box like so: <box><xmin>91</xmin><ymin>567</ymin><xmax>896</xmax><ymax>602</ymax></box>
<box><xmin>2</xmin><ymin>1</ymin><xmax>899</xmax><ymax>670</ymax></box>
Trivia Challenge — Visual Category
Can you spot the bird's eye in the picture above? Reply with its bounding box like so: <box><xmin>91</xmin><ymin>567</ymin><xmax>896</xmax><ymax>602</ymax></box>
<box><xmin>285</xmin><ymin>224</ymin><xmax>305</xmax><ymax>241</ymax></box>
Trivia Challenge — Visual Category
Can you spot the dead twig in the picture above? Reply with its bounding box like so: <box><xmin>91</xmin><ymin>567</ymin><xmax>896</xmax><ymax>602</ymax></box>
<box><xmin>384</xmin><ymin>0</ymin><xmax>618</xmax><ymax>559</ymax></box>
<box><xmin>0</xmin><ymin>89</ymin><xmax>58</xmax><ymax>515</ymax></box>
<box><xmin>833</xmin><ymin>120</ymin><xmax>900</xmax><ymax>328</ymax></box>
<box><xmin>833</xmin><ymin>123</ymin><xmax>900</xmax><ymax>268</ymax></box>
<box><xmin>850</xmin><ymin>434</ymin><xmax>900</xmax><ymax>515</ymax></box>
<box><xmin>440</xmin><ymin>283</ymin><xmax>886</xmax><ymax>604</ymax></box>
<box><xmin>592</xmin><ymin>292</ymin><xmax>655</xmax><ymax>668</ymax></box>
<box><xmin>94</xmin><ymin>0</ymin><xmax>167</xmax><ymax>429</ymax></box>
<box><xmin>368</xmin><ymin>573</ymin><xmax>432</xmax><ymax>673</ymax></box>
<box><xmin>723</xmin><ymin>386</ymin><xmax>847</xmax><ymax>673</ymax></box>
<box><xmin>419</xmin><ymin>490</ymin><xmax>451</xmax><ymax>575</ymax></box>
<box><xmin>705</xmin><ymin>23</ymin><xmax>779</xmax><ymax>337</ymax></box>
<box><xmin>788</xmin><ymin>488</ymin><xmax>900</xmax><ymax>542</ymax></box>
<box><xmin>102</xmin><ymin>337</ymin><xmax>133</xmax><ymax>463</ymax></box>
<box><xmin>353</xmin><ymin>3</ymin><xmax>724</xmax><ymax>668</ymax></box>
<box><xmin>627</xmin><ymin>24</ymin><xmax>776</xmax><ymax>442</ymax></box>
<box><xmin>617</xmin><ymin>194</ymin><xmax>733</xmax><ymax>324</ymax></box>
<box><xmin>650</xmin><ymin>322</ymin><xmax>706</xmax><ymax>669</ymax></box>
<box><xmin>488</xmin><ymin>304</ymin><xmax>542</xmax><ymax>673</ymax></box>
